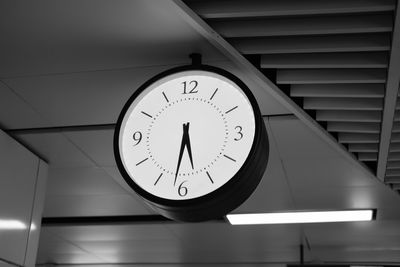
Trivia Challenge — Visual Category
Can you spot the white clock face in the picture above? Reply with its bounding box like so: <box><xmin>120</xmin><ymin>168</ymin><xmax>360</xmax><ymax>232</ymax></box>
<box><xmin>118</xmin><ymin>70</ymin><xmax>256</xmax><ymax>200</ymax></box>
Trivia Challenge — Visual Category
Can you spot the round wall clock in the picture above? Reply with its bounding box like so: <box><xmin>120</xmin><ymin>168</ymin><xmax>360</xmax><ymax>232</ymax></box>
<box><xmin>114</xmin><ymin>64</ymin><xmax>269</xmax><ymax>222</ymax></box>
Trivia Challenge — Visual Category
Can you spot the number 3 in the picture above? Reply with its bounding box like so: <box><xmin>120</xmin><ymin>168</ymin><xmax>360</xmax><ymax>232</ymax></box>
<box><xmin>234</xmin><ymin>126</ymin><xmax>243</xmax><ymax>141</ymax></box>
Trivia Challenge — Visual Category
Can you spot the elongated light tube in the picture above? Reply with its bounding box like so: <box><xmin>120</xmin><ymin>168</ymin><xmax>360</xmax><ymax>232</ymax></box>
<box><xmin>0</xmin><ymin>220</ymin><xmax>27</xmax><ymax>230</ymax></box>
<box><xmin>226</xmin><ymin>210</ymin><xmax>374</xmax><ymax>225</ymax></box>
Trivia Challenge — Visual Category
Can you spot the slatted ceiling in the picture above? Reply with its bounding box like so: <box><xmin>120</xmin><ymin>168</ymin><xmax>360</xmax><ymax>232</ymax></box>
<box><xmin>303</xmin><ymin>98</ymin><xmax>383</xmax><ymax>110</ymax></box>
<box><xmin>348</xmin><ymin>143</ymin><xmax>379</xmax><ymax>153</ymax></box>
<box><xmin>276</xmin><ymin>69</ymin><xmax>387</xmax><ymax>84</ymax></box>
<box><xmin>316</xmin><ymin>110</ymin><xmax>382</xmax><ymax>122</ymax></box>
<box><xmin>327</xmin><ymin>122</ymin><xmax>380</xmax><ymax>133</ymax></box>
<box><xmin>387</xmin><ymin>161</ymin><xmax>400</xmax><ymax>169</ymax></box>
<box><xmin>209</xmin><ymin>14</ymin><xmax>392</xmax><ymax>38</ymax></box>
<box><xmin>184</xmin><ymin>0</ymin><xmax>398</xmax><ymax>189</ymax></box>
<box><xmin>290</xmin><ymin>84</ymin><xmax>385</xmax><ymax>98</ymax></box>
<box><xmin>187</xmin><ymin>0</ymin><xmax>396</xmax><ymax>19</ymax></box>
<box><xmin>358</xmin><ymin>152</ymin><xmax>378</xmax><ymax>161</ymax></box>
<box><xmin>230</xmin><ymin>33</ymin><xmax>391</xmax><ymax>54</ymax></box>
<box><xmin>338</xmin><ymin>133</ymin><xmax>380</xmax><ymax>143</ymax></box>
<box><xmin>261</xmin><ymin>53</ymin><xmax>389</xmax><ymax>69</ymax></box>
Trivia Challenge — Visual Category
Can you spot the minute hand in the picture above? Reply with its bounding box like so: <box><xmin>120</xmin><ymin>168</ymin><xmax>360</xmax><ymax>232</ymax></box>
<box><xmin>174</xmin><ymin>123</ymin><xmax>187</xmax><ymax>186</ymax></box>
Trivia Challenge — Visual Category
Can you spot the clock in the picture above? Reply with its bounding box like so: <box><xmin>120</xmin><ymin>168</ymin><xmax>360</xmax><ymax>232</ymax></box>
<box><xmin>114</xmin><ymin>64</ymin><xmax>269</xmax><ymax>222</ymax></box>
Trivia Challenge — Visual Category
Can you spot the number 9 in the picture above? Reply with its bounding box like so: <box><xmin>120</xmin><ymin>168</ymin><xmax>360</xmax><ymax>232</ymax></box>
<box><xmin>132</xmin><ymin>131</ymin><xmax>142</xmax><ymax>146</ymax></box>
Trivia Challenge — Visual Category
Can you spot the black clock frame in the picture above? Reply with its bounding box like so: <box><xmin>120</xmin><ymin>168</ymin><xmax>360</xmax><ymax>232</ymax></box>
<box><xmin>114</xmin><ymin>64</ymin><xmax>269</xmax><ymax>222</ymax></box>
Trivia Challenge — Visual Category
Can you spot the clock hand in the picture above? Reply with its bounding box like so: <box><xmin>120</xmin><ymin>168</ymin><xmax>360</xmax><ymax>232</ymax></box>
<box><xmin>174</xmin><ymin>123</ymin><xmax>187</xmax><ymax>186</ymax></box>
<box><xmin>184</xmin><ymin>122</ymin><xmax>194</xmax><ymax>170</ymax></box>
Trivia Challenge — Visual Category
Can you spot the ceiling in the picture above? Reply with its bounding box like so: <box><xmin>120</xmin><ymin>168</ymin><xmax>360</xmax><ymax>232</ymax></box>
<box><xmin>1</xmin><ymin>0</ymin><xmax>400</xmax><ymax>266</ymax></box>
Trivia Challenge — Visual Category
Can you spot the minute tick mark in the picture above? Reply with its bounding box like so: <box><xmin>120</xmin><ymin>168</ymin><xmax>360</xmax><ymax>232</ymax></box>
<box><xmin>206</xmin><ymin>171</ymin><xmax>214</xmax><ymax>184</ymax></box>
<box><xmin>136</xmin><ymin>157</ymin><xmax>149</xmax><ymax>166</ymax></box>
<box><xmin>225</xmin><ymin>106</ymin><xmax>238</xmax><ymax>114</ymax></box>
<box><xmin>162</xmin><ymin>92</ymin><xmax>169</xmax><ymax>103</ymax></box>
<box><xmin>223</xmin><ymin>154</ymin><xmax>236</xmax><ymax>162</ymax></box>
<box><xmin>210</xmin><ymin>88</ymin><xmax>218</xmax><ymax>100</ymax></box>
<box><xmin>141</xmin><ymin>111</ymin><xmax>153</xmax><ymax>118</ymax></box>
<box><xmin>154</xmin><ymin>173</ymin><xmax>163</xmax><ymax>185</ymax></box>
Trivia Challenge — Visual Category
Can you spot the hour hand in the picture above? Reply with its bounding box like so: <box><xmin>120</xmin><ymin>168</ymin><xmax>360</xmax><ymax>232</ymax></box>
<box><xmin>184</xmin><ymin>123</ymin><xmax>194</xmax><ymax>170</ymax></box>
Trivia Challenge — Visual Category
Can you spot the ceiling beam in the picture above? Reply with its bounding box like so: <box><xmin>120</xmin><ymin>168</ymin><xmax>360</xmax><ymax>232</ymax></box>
<box><xmin>377</xmin><ymin>2</ymin><xmax>400</xmax><ymax>180</ymax></box>
<box><xmin>172</xmin><ymin>0</ymin><xmax>379</xmax><ymax>183</ymax></box>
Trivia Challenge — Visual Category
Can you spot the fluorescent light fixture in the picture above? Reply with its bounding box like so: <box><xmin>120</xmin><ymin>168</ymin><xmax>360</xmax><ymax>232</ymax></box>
<box><xmin>226</xmin><ymin>210</ymin><xmax>374</xmax><ymax>225</ymax></box>
<box><xmin>0</xmin><ymin>220</ymin><xmax>27</xmax><ymax>230</ymax></box>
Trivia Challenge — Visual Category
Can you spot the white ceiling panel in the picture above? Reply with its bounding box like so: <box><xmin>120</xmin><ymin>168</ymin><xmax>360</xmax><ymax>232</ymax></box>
<box><xmin>50</xmin><ymin>224</ymin><xmax>177</xmax><ymax>242</ymax></box>
<box><xmin>4</xmin><ymin>66</ymin><xmax>174</xmax><ymax>127</ymax></box>
<box><xmin>234</xmin><ymin>120</ymin><xmax>295</xmax><ymax>213</ymax></box>
<box><xmin>38</xmin><ymin>229</ymin><xmax>86</xmax><ymax>255</ymax></box>
<box><xmin>304</xmin><ymin>221</ymin><xmax>400</xmax><ymax>248</ymax></box>
<box><xmin>0</xmin><ymin>81</ymin><xmax>50</xmax><ymax>129</ymax></box>
<box><xmin>46</xmin><ymin>167</ymin><xmax>127</xmax><ymax>196</ymax></box>
<box><xmin>52</xmin><ymin>265</ymin><xmax>286</xmax><ymax>267</ymax></box>
<box><xmin>282</xmin><ymin>158</ymin><xmax>378</xmax><ymax>188</ymax></box>
<box><xmin>167</xmin><ymin>222</ymin><xmax>303</xmax><ymax>249</ymax></box>
<box><xmin>102</xmin><ymin>166</ymin><xmax>146</xmax><ymax>199</ymax></box>
<box><xmin>43</xmin><ymin>194</ymin><xmax>152</xmax><ymax>217</ymax></box>
<box><xmin>0</xmin><ymin>0</ymin><xmax>225</xmax><ymax>78</ymax></box>
<box><xmin>36</xmin><ymin>253</ymin><xmax>104</xmax><ymax>265</ymax></box>
<box><xmin>310</xmin><ymin>249</ymin><xmax>400</xmax><ymax>264</ymax></box>
<box><xmin>289</xmin><ymin>184</ymin><xmax>400</xmax><ymax>213</ymax></box>
<box><xmin>64</xmin><ymin>129</ymin><xmax>115</xmax><ymax>167</ymax></box>
<box><xmin>14</xmin><ymin>132</ymin><xmax>95</xmax><ymax>167</ymax></box>
<box><xmin>268</xmin><ymin>116</ymin><xmax>339</xmax><ymax>159</ymax></box>
<box><xmin>75</xmin><ymin>239</ymin><xmax>183</xmax><ymax>254</ymax></box>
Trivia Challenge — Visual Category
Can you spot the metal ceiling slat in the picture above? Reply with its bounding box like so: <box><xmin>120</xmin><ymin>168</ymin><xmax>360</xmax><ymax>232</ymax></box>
<box><xmin>387</xmin><ymin>161</ymin><xmax>400</xmax><ymax>169</ymax></box>
<box><xmin>394</xmin><ymin>110</ymin><xmax>400</xmax><ymax>121</ymax></box>
<box><xmin>210</xmin><ymin>14</ymin><xmax>392</xmax><ymax>38</ymax></box>
<box><xmin>388</xmin><ymin>152</ymin><xmax>400</xmax><ymax>160</ymax></box>
<box><xmin>392</xmin><ymin>122</ymin><xmax>400</xmax><ymax>132</ymax></box>
<box><xmin>261</xmin><ymin>52</ymin><xmax>388</xmax><ymax>69</ymax></box>
<box><xmin>230</xmin><ymin>33</ymin><xmax>391</xmax><ymax>54</ymax></box>
<box><xmin>338</xmin><ymin>133</ymin><xmax>379</xmax><ymax>143</ymax></box>
<box><xmin>396</xmin><ymin>98</ymin><xmax>400</xmax><ymax>109</ymax></box>
<box><xmin>327</xmin><ymin>122</ymin><xmax>380</xmax><ymax>133</ymax></box>
<box><xmin>390</xmin><ymin>133</ymin><xmax>400</xmax><ymax>143</ymax></box>
<box><xmin>385</xmin><ymin>176</ymin><xmax>400</xmax><ymax>183</ymax></box>
<box><xmin>188</xmin><ymin>0</ymin><xmax>396</xmax><ymax>19</ymax></box>
<box><xmin>290</xmin><ymin>84</ymin><xmax>385</xmax><ymax>98</ymax></box>
<box><xmin>316</xmin><ymin>110</ymin><xmax>382</xmax><ymax>122</ymax></box>
<box><xmin>358</xmin><ymin>152</ymin><xmax>378</xmax><ymax>161</ymax></box>
<box><xmin>389</xmin><ymin>143</ymin><xmax>400</xmax><ymax>152</ymax></box>
<box><xmin>276</xmin><ymin>69</ymin><xmax>387</xmax><ymax>84</ymax></box>
<box><xmin>348</xmin><ymin>143</ymin><xmax>379</xmax><ymax>152</ymax></box>
<box><xmin>392</xmin><ymin>184</ymin><xmax>400</xmax><ymax>189</ymax></box>
<box><xmin>386</xmin><ymin>169</ymin><xmax>400</xmax><ymax>176</ymax></box>
<box><xmin>304</xmin><ymin>98</ymin><xmax>383</xmax><ymax>110</ymax></box>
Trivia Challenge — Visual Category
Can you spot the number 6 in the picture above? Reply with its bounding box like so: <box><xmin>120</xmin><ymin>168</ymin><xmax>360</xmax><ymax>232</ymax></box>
<box><xmin>178</xmin><ymin>181</ymin><xmax>188</xmax><ymax>197</ymax></box>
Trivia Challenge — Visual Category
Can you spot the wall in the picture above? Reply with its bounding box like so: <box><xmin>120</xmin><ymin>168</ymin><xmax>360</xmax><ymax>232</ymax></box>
<box><xmin>0</xmin><ymin>130</ymin><xmax>48</xmax><ymax>267</ymax></box>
